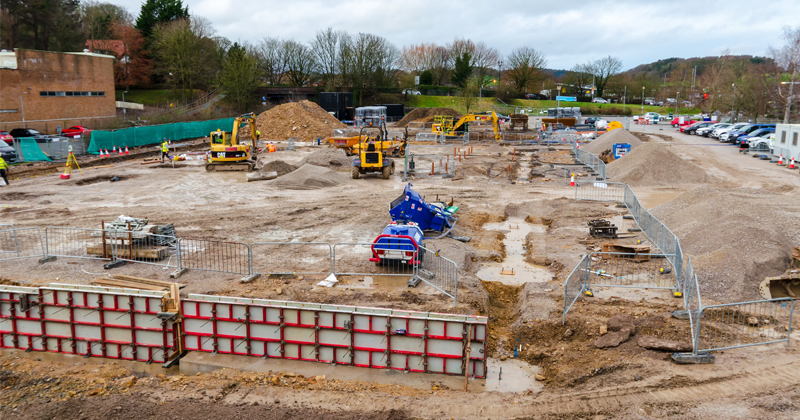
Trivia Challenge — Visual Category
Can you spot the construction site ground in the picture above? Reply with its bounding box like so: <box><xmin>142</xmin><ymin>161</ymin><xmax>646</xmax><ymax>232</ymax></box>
<box><xmin>2</xmin><ymin>125</ymin><xmax>800</xmax><ymax>419</ymax></box>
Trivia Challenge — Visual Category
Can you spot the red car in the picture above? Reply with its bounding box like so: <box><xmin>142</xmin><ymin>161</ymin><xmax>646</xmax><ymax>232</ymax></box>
<box><xmin>672</xmin><ymin>118</ymin><xmax>699</xmax><ymax>130</ymax></box>
<box><xmin>0</xmin><ymin>131</ymin><xmax>13</xmax><ymax>143</ymax></box>
<box><xmin>60</xmin><ymin>126</ymin><xmax>91</xmax><ymax>137</ymax></box>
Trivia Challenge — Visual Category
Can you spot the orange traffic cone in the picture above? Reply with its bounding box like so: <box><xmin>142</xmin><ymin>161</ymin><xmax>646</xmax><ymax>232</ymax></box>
<box><xmin>569</xmin><ymin>173</ymin><xmax>575</xmax><ymax>187</ymax></box>
<box><xmin>118</xmin><ymin>147</ymin><xmax>123</xmax><ymax>156</ymax></box>
<box><xmin>778</xmin><ymin>154</ymin><xmax>784</xmax><ymax>165</ymax></box>
<box><xmin>790</xmin><ymin>157</ymin><xmax>796</xmax><ymax>169</ymax></box>
<box><xmin>576</xmin><ymin>142</ymin><xmax>580</xmax><ymax>150</ymax></box>
<box><xmin>103</xmin><ymin>149</ymin><xmax>109</xmax><ymax>157</ymax></box>
<box><xmin>124</xmin><ymin>145</ymin><xmax>129</xmax><ymax>155</ymax></box>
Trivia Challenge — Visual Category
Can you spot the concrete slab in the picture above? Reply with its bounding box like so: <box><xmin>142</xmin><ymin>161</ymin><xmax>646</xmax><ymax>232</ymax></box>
<box><xmin>179</xmin><ymin>351</ymin><xmax>487</xmax><ymax>392</ymax></box>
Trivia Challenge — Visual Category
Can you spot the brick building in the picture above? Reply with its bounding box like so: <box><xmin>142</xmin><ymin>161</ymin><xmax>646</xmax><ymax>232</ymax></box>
<box><xmin>0</xmin><ymin>49</ymin><xmax>116</xmax><ymax>133</ymax></box>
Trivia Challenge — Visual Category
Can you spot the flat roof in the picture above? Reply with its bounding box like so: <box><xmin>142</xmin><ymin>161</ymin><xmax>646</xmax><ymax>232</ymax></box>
<box><xmin>0</xmin><ymin>49</ymin><xmax>115</xmax><ymax>69</ymax></box>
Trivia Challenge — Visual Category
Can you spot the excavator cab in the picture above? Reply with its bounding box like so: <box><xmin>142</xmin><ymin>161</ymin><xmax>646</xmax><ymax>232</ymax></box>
<box><xmin>206</xmin><ymin>113</ymin><xmax>258</xmax><ymax>172</ymax></box>
<box><xmin>352</xmin><ymin>124</ymin><xmax>395</xmax><ymax>180</ymax></box>
<box><xmin>432</xmin><ymin>112</ymin><xmax>502</xmax><ymax>141</ymax></box>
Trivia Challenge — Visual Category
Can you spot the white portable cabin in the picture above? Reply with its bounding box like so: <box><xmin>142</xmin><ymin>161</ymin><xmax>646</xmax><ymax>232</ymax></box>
<box><xmin>774</xmin><ymin>124</ymin><xmax>800</xmax><ymax>159</ymax></box>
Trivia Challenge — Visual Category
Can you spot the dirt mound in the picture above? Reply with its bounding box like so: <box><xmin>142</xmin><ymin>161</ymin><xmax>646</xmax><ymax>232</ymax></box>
<box><xmin>396</xmin><ymin>107</ymin><xmax>463</xmax><ymax>126</ymax></box>
<box><xmin>606</xmin><ymin>143</ymin><xmax>708</xmax><ymax>186</ymax></box>
<box><xmin>269</xmin><ymin>164</ymin><xmax>348</xmax><ymax>190</ymax></box>
<box><xmin>301</xmin><ymin>148</ymin><xmax>351</xmax><ymax>169</ymax></box>
<box><xmin>259</xmin><ymin>160</ymin><xmax>297</xmax><ymax>176</ymax></box>
<box><xmin>652</xmin><ymin>186</ymin><xmax>798</xmax><ymax>302</ymax></box>
<box><xmin>582</xmin><ymin>129</ymin><xmax>643</xmax><ymax>154</ymax></box>
<box><xmin>256</xmin><ymin>100</ymin><xmax>346</xmax><ymax>141</ymax></box>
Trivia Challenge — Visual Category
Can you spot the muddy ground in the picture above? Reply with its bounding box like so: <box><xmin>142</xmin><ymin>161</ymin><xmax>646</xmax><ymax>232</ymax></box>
<box><xmin>2</xmin><ymin>131</ymin><xmax>800</xmax><ymax>419</ymax></box>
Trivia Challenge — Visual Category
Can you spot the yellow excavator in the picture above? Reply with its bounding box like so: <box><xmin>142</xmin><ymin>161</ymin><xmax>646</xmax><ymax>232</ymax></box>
<box><xmin>431</xmin><ymin>111</ymin><xmax>502</xmax><ymax>141</ymax></box>
<box><xmin>205</xmin><ymin>113</ymin><xmax>258</xmax><ymax>172</ymax></box>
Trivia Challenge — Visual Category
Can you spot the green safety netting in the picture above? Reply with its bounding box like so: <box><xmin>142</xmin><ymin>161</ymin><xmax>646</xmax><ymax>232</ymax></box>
<box><xmin>19</xmin><ymin>138</ymin><xmax>52</xmax><ymax>162</ymax></box>
<box><xmin>87</xmin><ymin>117</ymin><xmax>236</xmax><ymax>154</ymax></box>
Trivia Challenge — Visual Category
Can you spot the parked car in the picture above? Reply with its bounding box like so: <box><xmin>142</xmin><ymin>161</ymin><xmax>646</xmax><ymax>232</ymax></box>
<box><xmin>0</xmin><ymin>139</ymin><xmax>18</xmax><ymax>163</ymax></box>
<box><xmin>643</xmin><ymin>112</ymin><xmax>668</xmax><ymax>122</ymax></box>
<box><xmin>524</xmin><ymin>93</ymin><xmax>546</xmax><ymax>100</ymax></box>
<box><xmin>401</xmin><ymin>89</ymin><xmax>421</xmax><ymax>95</ymax></box>
<box><xmin>680</xmin><ymin>121</ymin><xmax>704</xmax><ymax>133</ymax></box>
<box><xmin>591</xmin><ymin>97</ymin><xmax>608</xmax><ymax>104</ymax></box>
<box><xmin>748</xmin><ymin>134</ymin><xmax>775</xmax><ymax>152</ymax></box>
<box><xmin>685</xmin><ymin>121</ymin><xmax>716</xmax><ymax>135</ymax></box>
<box><xmin>727</xmin><ymin>124</ymin><xmax>774</xmax><ymax>144</ymax></box>
<box><xmin>9</xmin><ymin>128</ymin><xmax>55</xmax><ymax>143</ymax></box>
<box><xmin>585</xmin><ymin>117</ymin><xmax>601</xmax><ymax>125</ymax></box>
<box><xmin>737</xmin><ymin>127</ymin><xmax>775</xmax><ymax>147</ymax></box>
<box><xmin>697</xmin><ymin>123</ymin><xmax>729</xmax><ymax>137</ymax></box>
<box><xmin>0</xmin><ymin>130</ymin><xmax>13</xmax><ymax>145</ymax></box>
<box><xmin>716</xmin><ymin>122</ymin><xmax>749</xmax><ymax>141</ymax></box>
<box><xmin>60</xmin><ymin>125</ymin><xmax>91</xmax><ymax>137</ymax></box>
<box><xmin>671</xmin><ymin>117</ymin><xmax>698</xmax><ymax>127</ymax></box>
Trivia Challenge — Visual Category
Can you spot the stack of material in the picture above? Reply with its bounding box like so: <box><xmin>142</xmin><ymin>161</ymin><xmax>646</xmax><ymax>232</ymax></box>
<box><xmin>606</xmin><ymin>143</ymin><xmax>708</xmax><ymax>186</ymax></box>
<box><xmin>255</xmin><ymin>100</ymin><xmax>346</xmax><ymax>141</ymax></box>
<box><xmin>582</xmin><ymin>129</ymin><xmax>643</xmax><ymax>154</ymax></box>
<box><xmin>396</xmin><ymin>108</ymin><xmax>463</xmax><ymax>126</ymax></box>
<box><xmin>92</xmin><ymin>274</ymin><xmax>186</xmax><ymax>292</ymax></box>
<box><xmin>269</xmin><ymin>164</ymin><xmax>348</xmax><ymax>190</ymax></box>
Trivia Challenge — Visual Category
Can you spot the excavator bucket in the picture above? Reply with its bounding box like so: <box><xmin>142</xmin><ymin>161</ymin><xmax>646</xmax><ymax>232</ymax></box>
<box><xmin>759</xmin><ymin>247</ymin><xmax>800</xmax><ymax>299</ymax></box>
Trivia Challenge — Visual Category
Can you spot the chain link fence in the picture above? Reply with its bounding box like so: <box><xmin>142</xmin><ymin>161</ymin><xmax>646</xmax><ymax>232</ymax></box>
<box><xmin>562</xmin><ymin>255</ymin><xmax>590</xmax><ymax>324</ymax></box>
<box><xmin>44</xmin><ymin>227</ymin><xmax>113</xmax><ymax>261</ymax></box>
<box><xmin>574</xmin><ymin>180</ymin><xmax>626</xmax><ymax>202</ymax></box>
<box><xmin>694</xmin><ymin>299</ymin><xmax>794</xmax><ymax>353</ymax></box>
<box><xmin>177</xmin><ymin>238</ymin><xmax>251</xmax><ymax>275</ymax></box>
<box><xmin>414</xmin><ymin>244</ymin><xmax>458</xmax><ymax>305</ymax></box>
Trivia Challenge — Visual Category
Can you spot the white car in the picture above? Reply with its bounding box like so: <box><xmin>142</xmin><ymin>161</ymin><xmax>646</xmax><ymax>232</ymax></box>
<box><xmin>592</xmin><ymin>97</ymin><xmax>608</xmax><ymax>103</ymax></box>
<box><xmin>749</xmin><ymin>134</ymin><xmax>774</xmax><ymax>151</ymax></box>
<box><xmin>697</xmin><ymin>123</ymin><xmax>729</xmax><ymax>137</ymax></box>
<box><xmin>716</xmin><ymin>123</ymin><xmax>749</xmax><ymax>141</ymax></box>
<box><xmin>402</xmin><ymin>89</ymin><xmax>421</xmax><ymax>95</ymax></box>
<box><xmin>644</xmin><ymin>112</ymin><xmax>664</xmax><ymax>121</ymax></box>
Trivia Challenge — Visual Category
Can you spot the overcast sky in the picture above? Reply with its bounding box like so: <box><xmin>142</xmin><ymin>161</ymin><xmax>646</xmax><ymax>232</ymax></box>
<box><xmin>113</xmin><ymin>0</ymin><xmax>799</xmax><ymax>70</ymax></box>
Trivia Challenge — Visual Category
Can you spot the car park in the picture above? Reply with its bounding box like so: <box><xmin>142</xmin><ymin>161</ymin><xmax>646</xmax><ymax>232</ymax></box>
<box><xmin>727</xmin><ymin>124</ymin><xmax>774</xmax><ymax>144</ymax></box>
<box><xmin>697</xmin><ymin>123</ymin><xmax>730</xmax><ymax>137</ymax></box>
<box><xmin>716</xmin><ymin>123</ymin><xmax>750</xmax><ymax>141</ymax></box>
<box><xmin>685</xmin><ymin>121</ymin><xmax>716</xmax><ymax>135</ymax></box>
<box><xmin>737</xmin><ymin>127</ymin><xmax>775</xmax><ymax>147</ymax></box>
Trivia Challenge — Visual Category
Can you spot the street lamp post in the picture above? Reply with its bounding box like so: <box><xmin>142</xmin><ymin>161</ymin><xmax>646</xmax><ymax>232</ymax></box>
<box><xmin>122</xmin><ymin>90</ymin><xmax>128</xmax><ymax>117</ymax></box>
<box><xmin>641</xmin><ymin>86</ymin><xmax>645</xmax><ymax>115</ymax></box>
<box><xmin>19</xmin><ymin>94</ymin><xmax>26</xmax><ymax>128</ymax></box>
<box><xmin>676</xmin><ymin>91</ymin><xmax>679</xmax><ymax>116</ymax></box>
<box><xmin>731</xmin><ymin>83</ymin><xmax>736</xmax><ymax>123</ymax></box>
<box><xmin>623</xmin><ymin>86</ymin><xmax>627</xmax><ymax>113</ymax></box>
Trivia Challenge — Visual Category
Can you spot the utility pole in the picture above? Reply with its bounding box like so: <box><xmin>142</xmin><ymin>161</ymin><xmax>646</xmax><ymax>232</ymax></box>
<box><xmin>731</xmin><ymin>83</ymin><xmax>736</xmax><ymax>123</ymax></box>
<box><xmin>641</xmin><ymin>86</ymin><xmax>645</xmax><ymax>115</ymax></box>
<box><xmin>623</xmin><ymin>86</ymin><xmax>626</xmax><ymax>112</ymax></box>
<box><xmin>20</xmin><ymin>94</ymin><xmax>26</xmax><ymax>128</ymax></box>
<box><xmin>675</xmin><ymin>91</ymin><xmax>679</xmax><ymax>116</ymax></box>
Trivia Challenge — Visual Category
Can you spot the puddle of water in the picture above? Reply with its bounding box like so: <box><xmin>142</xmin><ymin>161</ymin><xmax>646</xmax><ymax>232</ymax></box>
<box><xmin>477</xmin><ymin>217</ymin><xmax>553</xmax><ymax>285</ymax></box>
<box><xmin>485</xmin><ymin>358</ymin><xmax>543</xmax><ymax>392</ymax></box>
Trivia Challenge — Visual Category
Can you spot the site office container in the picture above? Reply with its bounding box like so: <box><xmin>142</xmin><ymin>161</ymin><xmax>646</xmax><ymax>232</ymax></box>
<box><xmin>775</xmin><ymin>124</ymin><xmax>800</xmax><ymax>159</ymax></box>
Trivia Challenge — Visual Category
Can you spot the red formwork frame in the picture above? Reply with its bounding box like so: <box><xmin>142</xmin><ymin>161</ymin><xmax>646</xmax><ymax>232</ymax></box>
<box><xmin>181</xmin><ymin>294</ymin><xmax>488</xmax><ymax>378</ymax></box>
<box><xmin>0</xmin><ymin>284</ymin><xmax>176</xmax><ymax>364</ymax></box>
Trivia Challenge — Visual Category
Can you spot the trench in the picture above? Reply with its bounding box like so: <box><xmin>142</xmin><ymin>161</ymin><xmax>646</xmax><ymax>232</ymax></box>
<box><xmin>476</xmin><ymin>217</ymin><xmax>553</xmax><ymax>285</ymax></box>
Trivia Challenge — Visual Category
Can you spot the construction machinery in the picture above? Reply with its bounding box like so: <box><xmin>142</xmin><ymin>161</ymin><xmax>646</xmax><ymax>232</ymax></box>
<box><xmin>330</xmin><ymin>124</ymin><xmax>407</xmax><ymax>157</ymax></box>
<box><xmin>759</xmin><ymin>247</ymin><xmax>800</xmax><ymax>299</ymax></box>
<box><xmin>390</xmin><ymin>183</ymin><xmax>458</xmax><ymax>236</ymax></box>
<box><xmin>432</xmin><ymin>112</ymin><xmax>502</xmax><ymax>141</ymax></box>
<box><xmin>205</xmin><ymin>113</ymin><xmax>258</xmax><ymax>172</ymax></box>
<box><xmin>370</xmin><ymin>221</ymin><xmax>425</xmax><ymax>266</ymax></box>
<box><xmin>351</xmin><ymin>125</ymin><xmax>395</xmax><ymax>179</ymax></box>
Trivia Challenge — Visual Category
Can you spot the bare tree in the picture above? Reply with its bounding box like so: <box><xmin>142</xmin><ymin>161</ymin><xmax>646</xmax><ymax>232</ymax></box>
<box><xmin>310</xmin><ymin>27</ymin><xmax>342</xmax><ymax>90</ymax></box>
<box><xmin>255</xmin><ymin>37</ymin><xmax>286</xmax><ymax>86</ymax></box>
<box><xmin>338</xmin><ymin>32</ymin><xmax>399</xmax><ymax>104</ymax></box>
<box><xmin>769</xmin><ymin>26</ymin><xmax>800</xmax><ymax>123</ymax></box>
<box><xmin>506</xmin><ymin>46</ymin><xmax>547</xmax><ymax>93</ymax></box>
<box><xmin>586</xmin><ymin>56</ymin><xmax>623</xmax><ymax>98</ymax></box>
<box><xmin>283</xmin><ymin>39</ymin><xmax>317</xmax><ymax>87</ymax></box>
<box><xmin>562</xmin><ymin>63</ymin><xmax>592</xmax><ymax>96</ymax></box>
<box><xmin>152</xmin><ymin>17</ymin><xmax>218</xmax><ymax>104</ymax></box>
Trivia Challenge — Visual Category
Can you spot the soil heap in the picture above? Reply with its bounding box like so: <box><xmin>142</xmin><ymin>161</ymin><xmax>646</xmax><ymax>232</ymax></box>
<box><xmin>582</xmin><ymin>129</ymin><xmax>643</xmax><ymax>154</ymax></box>
<box><xmin>606</xmin><ymin>143</ymin><xmax>708</xmax><ymax>186</ymax></box>
<box><xmin>255</xmin><ymin>101</ymin><xmax>346</xmax><ymax>141</ymax></box>
<box><xmin>257</xmin><ymin>160</ymin><xmax>297</xmax><ymax>176</ymax></box>
<box><xmin>269</xmin><ymin>164</ymin><xmax>348</xmax><ymax>190</ymax></box>
<box><xmin>301</xmin><ymin>149</ymin><xmax>351</xmax><ymax>169</ymax></box>
<box><xmin>652</xmin><ymin>185</ymin><xmax>798</xmax><ymax>302</ymax></box>
<box><xmin>396</xmin><ymin>108</ymin><xmax>463</xmax><ymax>126</ymax></box>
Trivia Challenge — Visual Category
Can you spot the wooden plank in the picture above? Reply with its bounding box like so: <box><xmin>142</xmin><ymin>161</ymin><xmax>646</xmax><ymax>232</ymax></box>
<box><xmin>112</xmin><ymin>274</ymin><xmax>186</xmax><ymax>289</ymax></box>
<box><xmin>87</xmin><ymin>244</ymin><xmax>169</xmax><ymax>259</ymax></box>
<box><xmin>92</xmin><ymin>278</ymin><xmax>167</xmax><ymax>291</ymax></box>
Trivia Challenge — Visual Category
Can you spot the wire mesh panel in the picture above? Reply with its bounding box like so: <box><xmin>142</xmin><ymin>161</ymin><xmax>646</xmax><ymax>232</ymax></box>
<box><xmin>333</xmin><ymin>242</ymin><xmax>418</xmax><ymax>277</ymax></box>
<box><xmin>178</xmin><ymin>238</ymin><xmax>251</xmax><ymax>275</ymax></box>
<box><xmin>562</xmin><ymin>255</ymin><xmax>589</xmax><ymax>324</ymax></box>
<box><xmin>585</xmin><ymin>252</ymin><xmax>678</xmax><ymax>289</ymax></box>
<box><xmin>250</xmin><ymin>242</ymin><xmax>332</xmax><ymax>275</ymax></box>
<box><xmin>44</xmin><ymin>227</ymin><xmax>113</xmax><ymax>261</ymax></box>
<box><xmin>415</xmin><ymin>245</ymin><xmax>458</xmax><ymax>304</ymax></box>
<box><xmin>695</xmin><ymin>299</ymin><xmax>794</xmax><ymax>352</ymax></box>
<box><xmin>574</xmin><ymin>181</ymin><xmax>626</xmax><ymax>202</ymax></box>
<box><xmin>108</xmin><ymin>231</ymin><xmax>178</xmax><ymax>268</ymax></box>
<box><xmin>0</xmin><ymin>228</ymin><xmax>44</xmax><ymax>261</ymax></box>
<box><xmin>415</xmin><ymin>133</ymin><xmax>439</xmax><ymax>141</ymax></box>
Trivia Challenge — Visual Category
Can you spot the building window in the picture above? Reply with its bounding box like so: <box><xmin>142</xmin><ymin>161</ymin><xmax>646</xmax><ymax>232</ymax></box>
<box><xmin>794</xmin><ymin>133</ymin><xmax>798</xmax><ymax>146</ymax></box>
<box><xmin>781</xmin><ymin>132</ymin><xmax>787</xmax><ymax>144</ymax></box>
<box><xmin>39</xmin><ymin>91</ymin><xmax>105</xmax><ymax>97</ymax></box>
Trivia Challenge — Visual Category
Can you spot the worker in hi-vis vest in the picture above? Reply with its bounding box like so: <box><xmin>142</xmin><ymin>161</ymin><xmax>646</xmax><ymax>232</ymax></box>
<box><xmin>0</xmin><ymin>156</ymin><xmax>9</xmax><ymax>185</ymax></box>
<box><xmin>160</xmin><ymin>139</ymin><xmax>171</xmax><ymax>163</ymax></box>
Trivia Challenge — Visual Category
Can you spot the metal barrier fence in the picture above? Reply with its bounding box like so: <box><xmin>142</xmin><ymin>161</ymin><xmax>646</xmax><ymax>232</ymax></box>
<box><xmin>623</xmin><ymin>185</ymin><xmax>683</xmax><ymax>278</ymax></box>
<box><xmin>109</xmin><ymin>230</ymin><xmax>178</xmax><ymax>268</ymax></box>
<box><xmin>574</xmin><ymin>147</ymin><xmax>608</xmax><ymax>179</ymax></box>
<box><xmin>694</xmin><ymin>298</ymin><xmax>794</xmax><ymax>353</ymax></box>
<box><xmin>44</xmin><ymin>227</ymin><xmax>113</xmax><ymax>261</ymax></box>
<box><xmin>574</xmin><ymin>180</ymin><xmax>626</xmax><ymax>202</ymax></box>
<box><xmin>415</xmin><ymin>133</ymin><xmax>440</xmax><ymax>142</ymax></box>
<box><xmin>332</xmin><ymin>242</ymin><xmax>418</xmax><ymax>278</ymax></box>
<box><xmin>402</xmin><ymin>154</ymin><xmax>456</xmax><ymax>181</ymax></box>
<box><xmin>177</xmin><ymin>238</ymin><xmax>251</xmax><ymax>275</ymax></box>
<box><xmin>562</xmin><ymin>255</ymin><xmax>589</xmax><ymax>324</ymax></box>
<box><xmin>415</xmin><ymin>244</ymin><xmax>458</xmax><ymax>305</ymax></box>
<box><xmin>0</xmin><ymin>228</ymin><xmax>44</xmax><ymax>261</ymax></box>
<box><xmin>544</xmin><ymin>133</ymin><xmax>587</xmax><ymax>144</ymax></box>
<box><xmin>584</xmin><ymin>252</ymin><xmax>678</xmax><ymax>290</ymax></box>
<box><xmin>251</xmin><ymin>242</ymin><xmax>332</xmax><ymax>276</ymax></box>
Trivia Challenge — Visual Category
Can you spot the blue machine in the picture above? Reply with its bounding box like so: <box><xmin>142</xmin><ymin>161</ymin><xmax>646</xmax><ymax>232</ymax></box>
<box><xmin>370</xmin><ymin>222</ymin><xmax>424</xmax><ymax>265</ymax></box>
<box><xmin>612</xmin><ymin>143</ymin><xmax>631</xmax><ymax>159</ymax></box>
<box><xmin>389</xmin><ymin>184</ymin><xmax>457</xmax><ymax>233</ymax></box>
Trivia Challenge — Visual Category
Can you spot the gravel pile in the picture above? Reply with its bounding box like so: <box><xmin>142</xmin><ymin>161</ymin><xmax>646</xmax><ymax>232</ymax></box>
<box><xmin>606</xmin><ymin>143</ymin><xmax>708</xmax><ymax>186</ymax></box>
<box><xmin>256</xmin><ymin>101</ymin><xmax>346</xmax><ymax>141</ymax></box>
<box><xmin>258</xmin><ymin>160</ymin><xmax>297</xmax><ymax>176</ymax></box>
<box><xmin>301</xmin><ymin>149</ymin><xmax>351</xmax><ymax>170</ymax></box>
<box><xmin>269</xmin><ymin>164</ymin><xmax>348</xmax><ymax>190</ymax></box>
<box><xmin>652</xmin><ymin>185</ymin><xmax>799</xmax><ymax>302</ymax></box>
<box><xmin>396</xmin><ymin>107</ymin><xmax>463</xmax><ymax>127</ymax></box>
<box><xmin>582</xmin><ymin>129</ymin><xmax>643</xmax><ymax>154</ymax></box>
